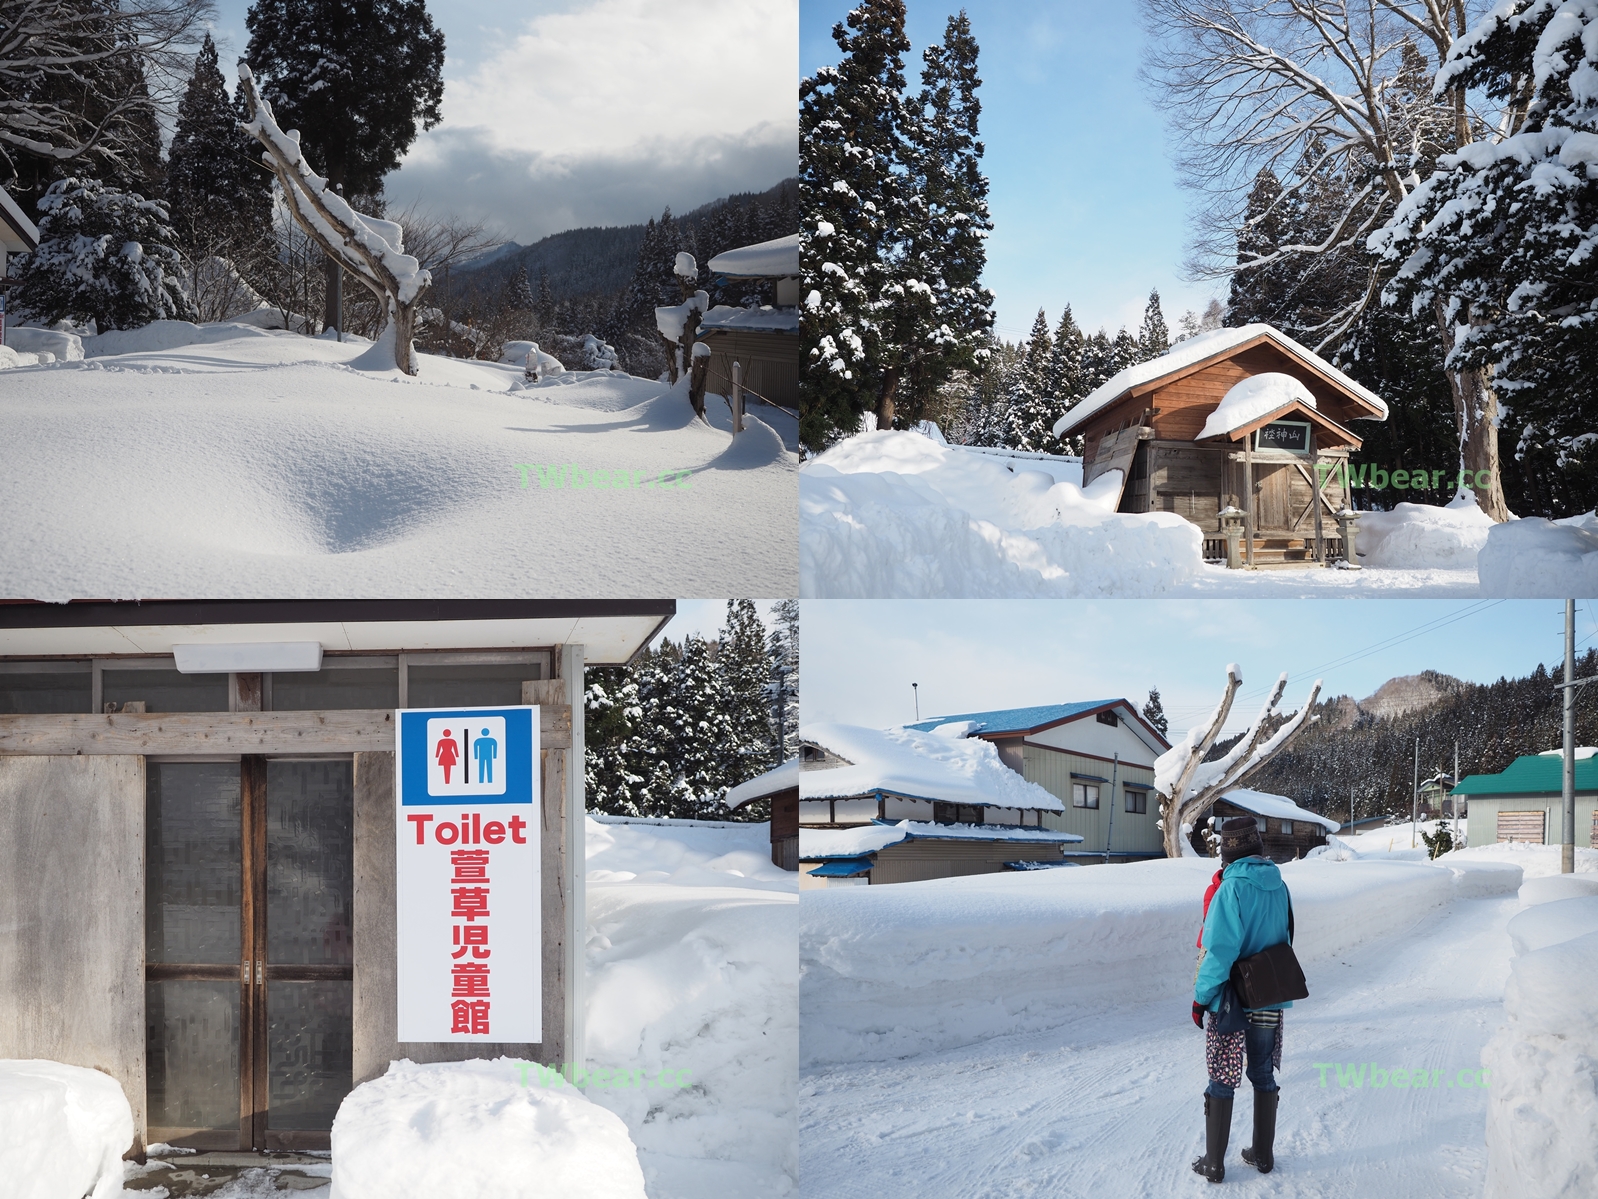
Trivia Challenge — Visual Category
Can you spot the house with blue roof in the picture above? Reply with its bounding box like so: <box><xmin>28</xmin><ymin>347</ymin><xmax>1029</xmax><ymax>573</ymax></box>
<box><xmin>902</xmin><ymin>697</ymin><xmax>1171</xmax><ymax>861</ymax></box>
<box><xmin>1454</xmin><ymin>748</ymin><xmax>1598</xmax><ymax>849</ymax></box>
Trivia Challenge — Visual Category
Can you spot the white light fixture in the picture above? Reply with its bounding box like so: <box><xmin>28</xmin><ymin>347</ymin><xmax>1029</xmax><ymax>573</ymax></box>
<box><xmin>172</xmin><ymin>642</ymin><xmax>323</xmax><ymax>674</ymax></box>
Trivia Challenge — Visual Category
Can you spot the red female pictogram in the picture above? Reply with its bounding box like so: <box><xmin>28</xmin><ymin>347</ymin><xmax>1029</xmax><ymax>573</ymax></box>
<box><xmin>435</xmin><ymin>729</ymin><xmax>460</xmax><ymax>784</ymax></box>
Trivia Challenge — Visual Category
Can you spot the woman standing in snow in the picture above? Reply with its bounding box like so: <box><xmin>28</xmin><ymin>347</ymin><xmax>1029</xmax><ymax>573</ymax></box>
<box><xmin>1190</xmin><ymin>817</ymin><xmax>1294</xmax><ymax>1183</ymax></box>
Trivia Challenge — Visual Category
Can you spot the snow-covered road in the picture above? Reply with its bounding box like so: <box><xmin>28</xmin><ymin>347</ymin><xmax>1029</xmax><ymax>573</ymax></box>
<box><xmin>800</xmin><ymin>892</ymin><xmax>1515</xmax><ymax>1197</ymax></box>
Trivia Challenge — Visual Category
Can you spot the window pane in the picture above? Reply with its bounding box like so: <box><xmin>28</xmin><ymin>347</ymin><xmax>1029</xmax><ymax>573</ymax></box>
<box><xmin>0</xmin><ymin>665</ymin><xmax>90</xmax><ymax>713</ymax></box>
<box><xmin>271</xmin><ymin>666</ymin><xmax>398</xmax><ymax>711</ymax></box>
<box><xmin>268</xmin><ymin>981</ymin><xmax>352</xmax><ymax>1131</ymax></box>
<box><xmin>266</xmin><ymin>761</ymin><xmax>354</xmax><ymax>966</ymax></box>
<box><xmin>145</xmin><ymin>980</ymin><xmax>240</xmax><ymax>1134</ymax></box>
<box><xmin>104</xmin><ymin>668</ymin><xmax>228</xmax><ymax>713</ymax></box>
<box><xmin>147</xmin><ymin>763</ymin><xmax>241</xmax><ymax>964</ymax></box>
<box><xmin>406</xmin><ymin>661</ymin><xmax>545</xmax><ymax>709</ymax></box>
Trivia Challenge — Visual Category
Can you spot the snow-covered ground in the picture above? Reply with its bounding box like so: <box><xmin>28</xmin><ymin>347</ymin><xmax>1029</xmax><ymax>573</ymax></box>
<box><xmin>799</xmin><ymin>429</ymin><xmax>1598</xmax><ymax>597</ymax></box>
<box><xmin>800</xmin><ymin>851</ymin><xmax>1540</xmax><ymax>1197</ymax></box>
<box><xmin>0</xmin><ymin>321</ymin><xmax>797</xmax><ymax>598</ymax></box>
<box><xmin>1</xmin><ymin>1059</ymin><xmax>131</xmax><ymax>1199</ymax></box>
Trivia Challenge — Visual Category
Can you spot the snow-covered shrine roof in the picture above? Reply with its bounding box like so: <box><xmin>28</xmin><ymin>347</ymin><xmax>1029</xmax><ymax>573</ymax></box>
<box><xmin>1219</xmin><ymin>788</ymin><xmax>1341</xmax><ymax>833</ymax></box>
<box><xmin>800</xmin><ymin>722</ymin><xmax>1067</xmax><ymax>811</ymax></box>
<box><xmin>1053</xmin><ymin>324</ymin><xmax>1388</xmax><ymax>439</ymax></box>
<box><xmin>0</xmin><ymin>187</ymin><xmax>39</xmax><ymax>252</ymax></box>
<box><xmin>725</xmin><ymin>758</ymin><xmax>799</xmax><ymax>809</ymax></box>
<box><xmin>707</xmin><ymin>233</ymin><xmax>799</xmax><ymax>278</ymax></box>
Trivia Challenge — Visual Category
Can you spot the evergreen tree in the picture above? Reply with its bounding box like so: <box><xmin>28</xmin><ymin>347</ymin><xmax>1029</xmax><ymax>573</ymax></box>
<box><xmin>718</xmin><ymin>599</ymin><xmax>779</xmax><ymax>796</ymax></box>
<box><xmin>1110</xmin><ymin>328</ymin><xmax>1140</xmax><ymax>375</ymax></box>
<box><xmin>11</xmin><ymin>177</ymin><xmax>197</xmax><ymax>330</ymax></box>
<box><xmin>1227</xmin><ymin>168</ymin><xmax>1293</xmax><ymax>328</ymax></box>
<box><xmin>800</xmin><ymin>0</ymin><xmax>910</xmax><ymax>450</ymax></box>
<box><xmin>1137</xmin><ymin>289</ymin><xmax>1170</xmax><ymax>360</ymax></box>
<box><xmin>166</xmin><ymin>33</ymin><xmax>273</xmax><ymax>256</ymax></box>
<box><xmin>1046</xmin><ymin>305</ymin><xmax>1084</xmax><ymax>404</ymax></box>
<box><xmin>1080</xmin><ymin>329</ymin><xmax>1117</xmax><ymax>393</ymax></box>
<box><xmin>536</xmin><ymin>266</ymin><xmax>554</xmax><ymax>325</ymax></box>
<box><xmin>768</xmin><ymin>599</ymin><xmax>799</xmax><ymax>763</ymax></box>
<box><xmin>1142</xmin><ymin>688</ymin><xmax>1169</xmax><ymax>738</ymax></box>
<box><xmin>245</xmin><ymin>0</ymin><xmax>447</xmax><ymax>329</ymax></box>
<box><xmin>1002</xmin><ymin>308</ymin><xmax>1059</xmax><ymax>451</ymax></box>
<box><xmin>508</xmin><ymin>267</ymin><xmax>535</xmax><ymax>311</ymax></box>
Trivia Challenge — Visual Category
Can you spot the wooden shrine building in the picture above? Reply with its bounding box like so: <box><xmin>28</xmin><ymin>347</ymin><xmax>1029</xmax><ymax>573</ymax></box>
<box><xmin>1052</xmin><ymin>324</ymin><xmax>1389</xmax><ymax>567</ymax></box>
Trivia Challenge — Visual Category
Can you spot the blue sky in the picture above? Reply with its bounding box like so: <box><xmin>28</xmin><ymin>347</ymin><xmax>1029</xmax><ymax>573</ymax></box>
<box><xmin>801</xmin><ymin>600</ymin><xmax>1598</xmax><ymax>740</ymax></box>
<box><xmin>802</xmin><ymin>0</ymin><xmax>1218</xmax><ymax>342</ymax></box>
<box><xmin>208</xmin><ymin>0</ymin><xmax>797</xmax><ymax>243</ymax></box>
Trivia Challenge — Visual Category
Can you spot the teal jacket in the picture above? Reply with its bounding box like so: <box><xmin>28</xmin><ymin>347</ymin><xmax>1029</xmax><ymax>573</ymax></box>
<box><xmin>1195</xmin><ymin>856</ymin><xmax>1293</xmax><ymax>1012</ymax></box>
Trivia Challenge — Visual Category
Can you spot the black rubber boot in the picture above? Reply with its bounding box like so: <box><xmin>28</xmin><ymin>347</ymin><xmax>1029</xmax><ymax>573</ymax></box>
<box><xmin>1190</xmin><ymin>1093</ymin><xmax>1232</xmax><ymax>1182</ymax></box>
<box><xmin>1241</xmin><ymin>1088</ymin><xmax>1278</xmax><ymax>1173</ymax></box>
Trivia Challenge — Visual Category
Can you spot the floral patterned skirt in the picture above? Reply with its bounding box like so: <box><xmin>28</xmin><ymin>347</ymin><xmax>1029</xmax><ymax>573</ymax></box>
<box><xmin>1205</xmin><ymin>1011</ymin><xmax>1283</xmax><ymax>1089</ymax></box>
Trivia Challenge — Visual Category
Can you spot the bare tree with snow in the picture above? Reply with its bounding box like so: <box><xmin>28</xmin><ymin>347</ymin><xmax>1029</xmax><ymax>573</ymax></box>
<box><xmin>236</xmin><ymin>62</ymin><xmax>429</xmax><ymax>374</ymax></box>
<box><xmin>1142</xmin><ymin>0</ymin><xmax>1511</xmax><ymax>520</ymax></box>
<box><xmin>1155</xmin><ymin>665</ymin><xmax>1322</xmax><ymax>859</ymax></box>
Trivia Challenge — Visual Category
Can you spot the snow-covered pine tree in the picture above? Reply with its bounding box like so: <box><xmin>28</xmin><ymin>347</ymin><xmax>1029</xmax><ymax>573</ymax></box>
<box><xmin>167</xmin><ymin>33</ymin><xmax>271</xmax><ymax>245</ymax></box>
<box><xmin>11</xmin><ymin>177</ymin><xmax>196</xmax><ymax>330</ymax></box>
<box><xmin>800</xmin><ymin>0</ymin><xmax>910</xmax><ymax>451</ymax></box>
<box><xmin>768</xmin><ymin>598</ymin><xmax>799</xmax><ymax>763</ymax></box>
<box><xmin>508</xmin><ymin>267</ymin><xmax>535</xmax><ymax>312</ymax></box>
<box><xmin>1137</xmin><ymin>289</ymin><xmax>1170</xmax><ymax>361</ymax></box>
<box><xmin>536</xmin><ymin>267</ymin><xmax>554</xmax><ymax>325</ymax></box>
<box><xmin>1079</xmin><ymin>329</ymin><xmax>1117</xmax><ymax>393</ymax></box>
<box><xmin>1375</xmin><ymin>0</ymin><xmax>1598</xmax><ymax>518</ymax></box>
<box><xmin>1142</xmin><ymin>687</ymin><xmax>1169</xmax><ymax>738</ymax></box>
<box><xmin>1110</xmin><ymin>328</ymin><xmax>1140</xmax><ymax>375</ymax></box>
<box><xmin>1227</xmin><ymin>168</ymin><xmax>1294</xmax><ymax>328</ymax></box>
<box><xmin>1002</xmin><ymin>308</ymin><xmax>1061</xmax><ymax>452</ymax></box>
<box><xmin>1046</xmin><ymin>306</ymin><xmax>1084</xmax><ymax>402</ymax></box>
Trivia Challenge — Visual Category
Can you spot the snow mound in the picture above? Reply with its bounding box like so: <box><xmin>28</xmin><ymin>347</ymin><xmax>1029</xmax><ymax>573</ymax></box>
<box><xmin>1446</xmin><ymin>840</ymin><xmax>1598</xmax><ymax>877</ymax></box>
<box><xmin>800</xmin><ymin>856</ymin><xmax>1454</xmax><ymax>1067</ymax></box>
<box><xmin>1197</xmin><ymin>372</ymin><xmax>1315</xmax><ymax>439</ymax></box>
<box><xmin>1477</xmin><ymin>512</ymin><xmax>1598</xmax><ymax>596</ymax></box>
<box><xmin>799</xmin><ymin>722</ymin><xmax>1066</xmax><ymax>811</ymax></box>
<box><xmin>1482</xmin><ymin>929</ymin><xmax>1598</xmax><ymax>1199</ymax></box>
<box><xmin>800</xmin><ymin>430</ymin><xmax>1204</xmax><ymax>597</ymax></box>
<box><xmin>1520</xmin><ymin>874</ymin><xmax>1598</xmax><ymax>906</ymax></box>
<box><xmin>82</xmin><ymin>318</ymin><xmax>277</xmax><ymax>357</ymax></box>
<box><xmin>0</xmin><ymin>1059</ymin><xmax>132</xmax><ymax>1199</ymax></box>
<box><xmin>584</xmin><ymin>817</ymin><xmax>796</xmax><ymax>1197</ymax></box>
<box><xmin>0</xmin><ymin>345</ymin><xmax>48</xmax><ymax>369</ymax></box>
<box><xmin>1505</xmin><ymin>895</ymin><xmax>1598</xmax><ymax>956</ymax></box>
<box><xmin>1442</xmin><ymin>857</ymin><xmax>1525</xmax><ymax>897</ymax></box>
<box><xmin>1357</xmin><ymin>493</ymin><xmax>1495</xmax><ymax>569</ymax></box>
<box><xmin>4</xmin><ymin>326</ymin><xmax>84</xmax><ymax>361</ymax></box>
<box><xmin>330</xmin><ymin>1058</ymin><xmax>645</xmax><ymax>1199</ymax></box>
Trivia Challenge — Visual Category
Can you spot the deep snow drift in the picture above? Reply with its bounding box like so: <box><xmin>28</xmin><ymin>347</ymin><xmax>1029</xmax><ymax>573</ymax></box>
<box><xmin>0</xmin><ymin>1059</ymin><xmax>132</xmax><ymax>1199</ymax></box>
<box><xmin>583</xmin><ymin>816</ymin><xmax>797</xmax><ymax>1199</ymax></box>
<box><xmin>0</xmin><ymin>321</ymin><xmax>797</xmax><ymax>598</ymax></box>
<box><xmin>800</xmin><ymin>428</ymin><xmax>1597</xmax><ymax>597</ymax></box>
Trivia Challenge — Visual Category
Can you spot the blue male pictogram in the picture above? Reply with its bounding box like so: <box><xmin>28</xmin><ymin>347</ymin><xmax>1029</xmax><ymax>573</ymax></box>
<box><xmin>474</xmin><ymin>727</ymin><xmax>498</xmax><ymax>783</ymax></box>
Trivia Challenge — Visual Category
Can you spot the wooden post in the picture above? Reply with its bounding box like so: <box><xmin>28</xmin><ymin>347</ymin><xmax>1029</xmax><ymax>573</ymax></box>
<box><xmin>1311</xmin><ymin>429</ymin><xmax>1325</xmax><ymax>565</ymax></box>
<box><xmin>688</xmin><ymin>344</ymin><xmax>710</xmax><ymax>421</ymax></box>
<box><xmin>732</xmin><ymin>359</ymin><xmax>744</xmax><ymax>433</ymax></box>
<box><xmin>1243</xmin><ymin>433</ymin><xmax>1255</xmax><ymax>569</ymax></box>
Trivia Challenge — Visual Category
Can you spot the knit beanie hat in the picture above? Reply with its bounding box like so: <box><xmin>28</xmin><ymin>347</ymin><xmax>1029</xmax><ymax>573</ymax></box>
<box><xmin>1218</xmin><ymin>816</ymin><xmax>1264</xmax><ymax>864</ymax></box>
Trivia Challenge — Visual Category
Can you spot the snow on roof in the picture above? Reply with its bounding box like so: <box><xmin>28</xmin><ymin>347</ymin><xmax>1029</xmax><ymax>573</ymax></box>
<box><xmin>699</xmin><ymin>305</ymin><xmax>799</xmax><ymax>334</ymax></box>
<box><xmin>725</xmin><ymin>758</ymin><xmax>798</xmax><ymax>809</ymax></box>
<box><xmin>928</xmin><ymin>720</ymin><xmax>983</xmax><ymax>738</ymax></box>
<box><xmin>1197</xmin><ymin>373</ymin><xmax>1317</xmax><ymax>440</ymax></box>
<box><xmin>799</xmin><ymin>723</ymin><xmax>1067</xmax><ymax>811</ymax></box>
<box><xmin>1220</xmin><ymin>788</ymin><xmax>1341</xmax><ymax>833</ymax></box>
<box><xmin>707</xmin><ymin>233</ymin><xmax>799</xmax><ymax>278</ymax></box>
<box><xmin>1052</xmin><ymin>324</ymin><xmax>1389</xmax><ymax>438</ymax></box>
<box><xmin>905</xmin><ymin>700</ymin><xmax>1120</xmax><ymax>736</ymax></box>
<box><xmin>0</xmin><ymin>187</ymin><xmax>39</xmax><ymax>250</ymax></box>
<box><xmin>1537</xmin><ymin>747</ymin><xmax>1598</xmax><ymax>759</ymax></box>
<box><xmin>800</xmin><ymin>819</ymin><xmax>1084</xmax><ymax>859</ymax></box>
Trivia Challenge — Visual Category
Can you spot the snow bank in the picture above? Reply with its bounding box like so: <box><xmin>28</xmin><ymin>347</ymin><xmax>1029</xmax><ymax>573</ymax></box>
<box><xmin>1506</xmin><ymin>895</ymin><xmax>1598</xmax><ymax>955</ymax></box>
<box><xmin>1446</xmin><ymin>840</ymin><xmax>1598</xmax><ymax>878</ymax></box>
<box><xmin>584</xmin><ymin>817</ymin><xmax>796</xmax><ymax>1198</ymax></box>
<box><xmin>4</xmin><ymin>326</ymin><xmax>83</xmax><ymax>361</ymax></box>
<box><xmin>81</xmin><ymin>318</ymin><xmax>277</xmax><ymax>357</ymax></box>
<box><xmin>0</xmin><ymin>345</ymin><xmax>48</xmax><ymax>369</ymax></box>
<box><xmin>1478</xmin><ymin>511</ymin><xmax>1598</xmax><ymax>596</ymax></box>
<box><xmin>1357</xmin><ymin>493</ymin><xmax>1495</xmax><ymax>569</ymax></box>
<box><xmin>1196</xmin><ymin>372</ymin><xmax>1315</xmax><ymax>439</ymax></box>
<box><xmin>800</xmin><ymin>722</ymin><xmax>1066</xmax><ymax>810</ymax></box>
<box><xmin>0</xmin><ymin>1060</ymin><xmax>132</xmax><ymax>1199</ymax></box>
<box><xmin>800</xmin><ymin>430</ymin><xmax>1205</xmax><ymax>597</ymax></box>
<box><xmin>1519</xmin><ymin>873</ymin><xmax>1598</xmax><ymax>906</ymax></box>
<box><xmin>800</xmin><ymin>855</ymin><xmax>1457</xmax><ymax>1067</ymax></box>
<box><xmin>330</xmin><ymin>1058</ymin><xmax>646</xmax><ymax>1199</ymax></box>
<box><xmin>1482</xmin><ymin>926</ymin><xmax>1598</xmax><ymax>1199</ymax></box>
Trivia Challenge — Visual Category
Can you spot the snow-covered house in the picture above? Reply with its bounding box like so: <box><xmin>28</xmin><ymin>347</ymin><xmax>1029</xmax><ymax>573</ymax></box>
<box><xmin>725</xmin><ymin>756</ymin><xmax>799</xmax><ymax>871</ymax></box>
<box><xmin>699</xmin><ymin>232</ymin><xmax>799</xmax><ymax>410</ymax></box>
<box><xmin>1454</xmin><ymin>749</ymin><xmax>1598</xmax><ymax>849</ymax></box>
<box><xmin>0</xmin><ymin>187</ymin><xmax>40</xmax><ymax>302</ymax></box>
<box><xmin>902</xmin><ymin>699</ymin><xmax>1171</xmax><ymax>861</ymax></box>
<box><xmin>1207</xmin><ymin>789</ymin><xmax>1340</xmax><ymax>861</ymax></box>
<box><xmin>798</xmin><ymin>722</ymin><xmax>1082</xmax><ymax>886</ymax></box>
<box><xmin>1052</xmin><ymin>324</ymin><xmax>1389</xmax><ymax>566</ymax></box>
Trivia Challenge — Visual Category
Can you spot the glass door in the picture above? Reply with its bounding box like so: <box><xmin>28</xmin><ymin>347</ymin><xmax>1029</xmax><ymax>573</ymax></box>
<box><xmin>146</xmin><ymin>758</ymin><xmax>354</xmax><ymax>1150</ymax></box>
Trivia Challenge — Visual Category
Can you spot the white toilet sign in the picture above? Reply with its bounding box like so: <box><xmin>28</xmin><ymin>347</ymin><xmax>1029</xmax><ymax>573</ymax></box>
<box><xmin>396</xmin><ymin>705</ymin><xmax>541</xmax><ymax>1043</ymax></box>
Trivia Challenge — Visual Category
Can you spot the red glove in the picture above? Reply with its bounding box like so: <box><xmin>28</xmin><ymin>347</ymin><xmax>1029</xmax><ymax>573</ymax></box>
<box><xmin>1192</xmin><ymin>1001</ymin><xmax>1205</xmax><ymax>1028</ymax></box>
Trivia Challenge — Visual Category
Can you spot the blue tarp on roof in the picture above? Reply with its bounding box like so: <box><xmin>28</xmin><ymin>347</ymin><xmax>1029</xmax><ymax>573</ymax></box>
<box><xmin>903</xmin><ymin>700</ymin><xmax>1122</xmax><ymax>736</ymax></box>
<box><xmin>806</xmin><ymin>857</ymin><xmax>874</xmax><ymax>877</ymax></box>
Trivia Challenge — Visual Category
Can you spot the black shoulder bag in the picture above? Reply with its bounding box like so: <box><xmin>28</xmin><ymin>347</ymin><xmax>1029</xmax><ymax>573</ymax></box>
<box><xmin>1228</xmin><ymin>900</ymin><xmax>1308</xmax><ymax>1009</ymax></box>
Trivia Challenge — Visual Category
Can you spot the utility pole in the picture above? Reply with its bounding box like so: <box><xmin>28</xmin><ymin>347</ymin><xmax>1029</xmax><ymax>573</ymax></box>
<box><xmin>1104</xmin><ymin>753</ymin><xmax>1119</xmax><ymax>865</ymax></box>
<box><xmin>912</xmin><ymin>683</ymin><xmax>919</xmax><ymax>722</ymax></box>
<box><xmin>1349</xmin><ymin>786</ymin><xmax>1354</xmax><ymax>836</ymax></box>
<box><xmin>1564</xmin><ymin>600</ymin><xmax>1576</xmax><ymax>875</ymax></box>
<box><xmin>1453</xmin><ymin>741</ymin><xmax>1460</xmax><ymax>845</ymax></box>
<box><xmin>1411</xmin><ymin>737</ymin><xmax>1420</xmax><ymax>848</ymax></box>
